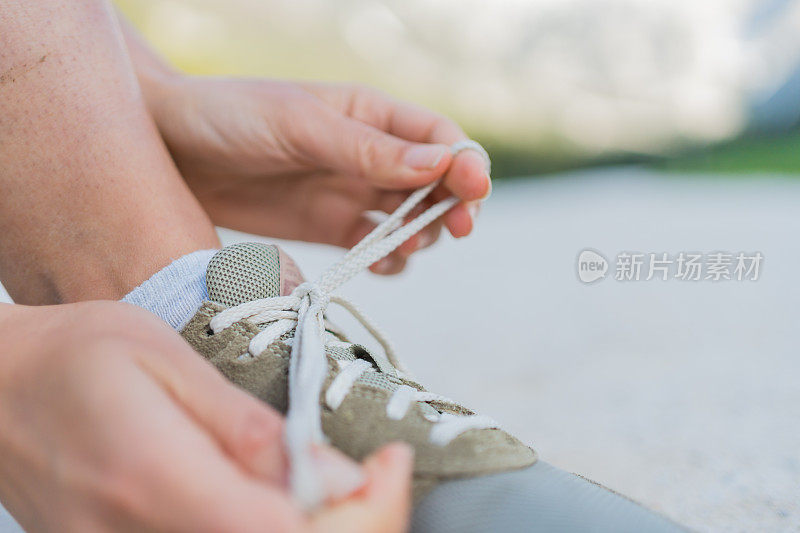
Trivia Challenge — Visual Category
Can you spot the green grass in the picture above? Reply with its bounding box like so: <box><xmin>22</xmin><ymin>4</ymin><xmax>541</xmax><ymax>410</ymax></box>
<box><xmin>485</xmin><ymin>132</ymin><xmax>800</xmax><ymax>179</ymax></box>
<box><xmin>656</xmin><ymin>132</ymin><xmax>800</xmax><ymax>175</ymax></box>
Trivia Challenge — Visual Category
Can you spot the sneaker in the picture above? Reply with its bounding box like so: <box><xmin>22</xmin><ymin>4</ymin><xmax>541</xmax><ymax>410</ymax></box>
<box><xmin>181</xmin><ymin>142</ymin><xmax>535</xmax><ymax>507</ymax></box>
<box><xmin>181</xmin><ymin>240</ymin><xmax>536</xmax><ymax>503</ymax></box>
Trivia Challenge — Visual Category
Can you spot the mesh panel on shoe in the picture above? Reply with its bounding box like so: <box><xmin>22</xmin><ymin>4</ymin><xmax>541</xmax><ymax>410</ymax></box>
<box><xmin>325</xmin><ymin>344</ymin><xmax>357</xmax><ymax>362</ymax></box>
<box><xmin>206</xmin><ymin>242</ymin><xmax>281</xmax><ymax>306</ymax></box>
<box><xmin>324</xmin><ymin>343</ymin><xmax>439</xmax><ymax>415</ymax></box>
<box><xmin>356</xmin><ymin>370</ymin><xmax>402</xmax><ymax>390</ymax></box>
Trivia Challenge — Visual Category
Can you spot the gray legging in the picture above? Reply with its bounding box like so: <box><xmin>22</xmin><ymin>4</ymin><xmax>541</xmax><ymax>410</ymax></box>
<box><xmin>412</xmin><ymin>461</ymin><xmax>686</xmax><ymax>533</ymax></box>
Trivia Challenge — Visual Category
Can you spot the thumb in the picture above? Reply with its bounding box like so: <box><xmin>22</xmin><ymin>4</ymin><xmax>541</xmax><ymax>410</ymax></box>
<box><xmin>311</xmin><ymin>443</ymin><xmax>413</xmax><ymax>533</ymax></box>
<box><xmin>139</xmin><ymin>339</ymin><xmax>367</xmax><ymax>497</ymax></box>
<box><xmin>294</xmin><ymin>106</ymin><xmax>452</xmax><ymax>189</ymax></box>
<box><xmin>137</xmin><ymin>342</ymin><xmax>290</xmax><ymax>484</ymax></box>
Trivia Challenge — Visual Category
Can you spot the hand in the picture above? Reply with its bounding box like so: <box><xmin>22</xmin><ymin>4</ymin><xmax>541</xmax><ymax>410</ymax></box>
<box><xmin>150</xmin><ymin>78</ymin><xmax>492</xmax><ymax>274</ymax></box>
<box><xmin>0</xmin><ymin>301</ymin><xmax>412</xmax><ymax>532</ymax></box>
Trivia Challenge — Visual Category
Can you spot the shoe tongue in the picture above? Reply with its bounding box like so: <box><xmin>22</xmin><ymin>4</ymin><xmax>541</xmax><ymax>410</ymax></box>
<box><xmin>205</xmin><ymin>242</ymin><xmax>305</xmax><ymax>307</ymax></box>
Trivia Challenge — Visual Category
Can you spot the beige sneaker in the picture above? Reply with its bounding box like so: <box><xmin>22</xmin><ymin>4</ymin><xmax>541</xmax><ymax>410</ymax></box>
<box><xmin>181</xmin><ymin>241</ymin><xmax>536</xmax><ymax>504</ymax></box>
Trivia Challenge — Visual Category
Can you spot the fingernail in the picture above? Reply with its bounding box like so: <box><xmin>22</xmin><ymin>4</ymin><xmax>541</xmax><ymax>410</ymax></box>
<box><xmin>418</xmin><ymin>231</ymin><xmax>435</xmax><ymax>249</ymax></box>
<box><xmin>467</xmin><ymin>202</ymin><xmax>480</xmax><ymax>221</ymax></box>
<box><xmin>373</xmin><ymin>256</ymin><xmax>398</xmax><ymax>274</ymax></box>
<box><xmin>481</xmin><ymin>174</ymin><xmax>493</xmax><ymax>199</ymax></box>
<box><xmin>313</xmin><ymin>445</ymin><xmax>365</xmax><ymax>501</ymax></box>
<box><xmin>404</xmin><ymin>144</ymin><xmax>447</xmax><ymax>170</ymax></box>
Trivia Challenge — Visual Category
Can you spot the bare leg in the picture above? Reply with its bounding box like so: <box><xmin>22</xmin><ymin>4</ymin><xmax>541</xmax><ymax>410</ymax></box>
<box><xmin>0</xmin><ymin>0</ymin><xmax>219</xmax><ymax>305</ymax></box>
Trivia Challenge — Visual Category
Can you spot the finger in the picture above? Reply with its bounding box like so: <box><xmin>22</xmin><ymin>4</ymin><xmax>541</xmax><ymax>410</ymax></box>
<box><xmin>301</xmin><ymin>83</ymin><xmax>465</xmax><ymax>145</ymax></box>
<box><xmin>375</xmin><ymin>191</ymin><xmax>410</xmax><ymax>215</ymax></box>
<box><xmin>144</xmin><ymin>344</ymin><xmax>369</xmax><ymax>498</ymax></box>
<box><xmin>304</xmin><ymin>84</ymin><xmax>491</xmax><ymax>239</ymax></box>
<box><xmin>468</xmin><ymin>201</ymin><xmax>481</xmax><ymax>222</ymax></box>
<box><xmin>352</xmin><ymin>88</ymin><xmax>492</xmax><ymax>210</ymax></box>
<box><xmin>133</xmin><ymin>338</ymin><xmax>291</xmax><ymax>484</ymax></box>
<box><xmin>131</xmin><ymin>353</ymin><xmax>368</xmax><ymax>530</ymax></box>
<box><xmin>143</xmin><ymin>397</ymin><xmax>303</xmax><ymax>532</ymax></box>
<box><xmin>340</xmin><ymin>214</ymin><xmax>408</xmax><ymax>276</ymax></box>
<box><xmin>350</xmin><ymin>200</ymin><xmax>441</xmax><ymax>270</ymax></box>
<box><xmin>302</xmin><ymin>84</ymin><xmax>493</xmax><ymax>200</ymax></box>
<box><xmin>393</xmin><ymin>202</ymin><xmax>428</xmax><ymax>257</ymax></box>
<box><xmin>426</xmin><ymin>183</ymin><xmax>473</xmax><ymax>238</ymax></box>
<box><xmin>417</xmin><ymin>220</ymin><xmax>443</xmax><ymax>250</ymax></box>
<box><xmin>288</xmin><ymin>101</ymin><xmax>452</xmax><ymax>191</ymax></box>
<box><xmin>383</xmin><ymin>99</ymin><xmax>492</xmax><ymax>203</ymax></box>
<box><xmin>311</xmin><ymin>443</ymin><xmax>413</xmax><ymax>533</ymax></box>
<box><xmin>393</xmin><ymin>201</ymin><xmax>441</xmax><ymax>257</ymax></box>
<box><xmin>367</xmin><ymin>222</ymin><xmax>439</xmax><ymax>273</ymax></box>
<box><xmin>74</xmin><ymin>349</ymin><xmax>304</xmax><ymax>533</ymax></box>
<box><xmin>370</xmin><ymin>253</ymin><xmax>407</xmax><ymax>276</ymax></box>
<box><xmin>313</xmin><ymin>86</ymin><xmax>491</xmax><ymax>200</ymax></box>
<box><xmin>396</xmin><ymin>235</ymin><xmax>419</xmax><ymax>258</ymax></box>
<box><xmin>375</xmin><ymin>194</ymin><xmax>441</xmax><ymax>253</ymax></box>
<box><xmin>444</xmin><ymin>202</ymin><xmax>475</xmax><ymax>239</ymax></box>
<box><xmin>443</xmin><ymin>150</ymin><xmax>492</xmax><ymax>202</ymax></box>
<box><xmin>428</xmin><ymin>177</ymin><xmax>483</xmax><ymax>238</ymax></box>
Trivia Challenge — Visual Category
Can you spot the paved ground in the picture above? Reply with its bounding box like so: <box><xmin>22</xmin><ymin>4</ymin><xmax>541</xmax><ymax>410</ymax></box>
<box><xmin>2</xmin><ymin>168</ymin><xmax>798</xmax><ymax>531</ymax></box>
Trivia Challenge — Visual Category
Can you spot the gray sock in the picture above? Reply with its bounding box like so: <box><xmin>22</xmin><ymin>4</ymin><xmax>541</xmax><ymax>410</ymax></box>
<box><xmin>121</xmin><ymin>249</ymin><xmax>218</xmax><ymax>330</ymax></box>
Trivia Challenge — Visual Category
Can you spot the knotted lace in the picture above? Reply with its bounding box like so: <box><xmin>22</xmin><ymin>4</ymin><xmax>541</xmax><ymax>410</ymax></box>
<box><xmin>209</xmin><ymin>140</ymin><xmax>495</xmax><ymax>509</ymax></box>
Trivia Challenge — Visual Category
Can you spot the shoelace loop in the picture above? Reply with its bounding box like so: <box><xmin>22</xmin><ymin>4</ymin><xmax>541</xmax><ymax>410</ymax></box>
<box><xmin>210</xmin><ymin>140</ymin><xmax>493</xmax><ymax>509</ymax></box>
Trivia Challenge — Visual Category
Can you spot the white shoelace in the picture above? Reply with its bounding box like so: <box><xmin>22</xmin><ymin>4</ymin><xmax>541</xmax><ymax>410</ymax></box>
<box><xmin>209</xmin><ymin>140</ymin><xmax>496</xmax><ymax>508</ymax></box>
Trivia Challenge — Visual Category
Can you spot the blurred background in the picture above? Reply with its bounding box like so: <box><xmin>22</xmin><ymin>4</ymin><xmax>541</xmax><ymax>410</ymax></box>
<box><xmin>117</xmin><ymin>0</ymin><xmax>800</xmax><ymax>176</ymax></box>
<box><xmin>2</xmin><ymin>2</ymin><xmax>797</xmax><ymax>532</ymax></box>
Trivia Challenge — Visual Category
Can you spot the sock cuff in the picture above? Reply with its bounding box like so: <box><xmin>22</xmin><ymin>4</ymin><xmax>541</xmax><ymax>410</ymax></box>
<box><xmin>122</xmin><ymin>249</ymin><xmax>218</xmax><ymax>330</ymax></box>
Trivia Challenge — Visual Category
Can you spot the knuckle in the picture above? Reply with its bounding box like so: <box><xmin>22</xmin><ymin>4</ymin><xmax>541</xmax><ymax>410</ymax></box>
<box><xmin>199</xmin><ymin>509</ymin><xmax>245</xmax><ymax>533</ymax></box>
<box><xmin>355</xmin><ymin>133</ymin><xmax>382</xmax><ymax>176</ymax></box>
<box><xmin>281</xmin><ymin>100</ymin><xmax>330</xmax><ymax>150</ymax></box>
<box><xmin>231</xmin><ymin>407</ymin><xmax>283</xmax><ymax>461</ymax></box>
<box><xmin>428</xmin><ymin>113</ymin><xmax>461</xmax><ymax>141</ymax></box>
<box><xmin>103</xmin><ymin>482</ymin><xmax>146</xmax><ymax>524</ymax></box>
<box><xmin>82</xmin><ymin>466</ymin><xmax>150</xmax><ymax>526</ymax></box>
<box><xmin>347</xmin><ymin>83</ymin><xmax>393</xmax><ymax>126</ymax></box>
<box><xmin>349</xmin><ymin>82</ymin><xmax>380</xmax><ymax>102</ymax></box>
<box><xmin>435</xmin><ymin>113</ymin><xmax>456</xmax><ymax>128</ymax></box>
